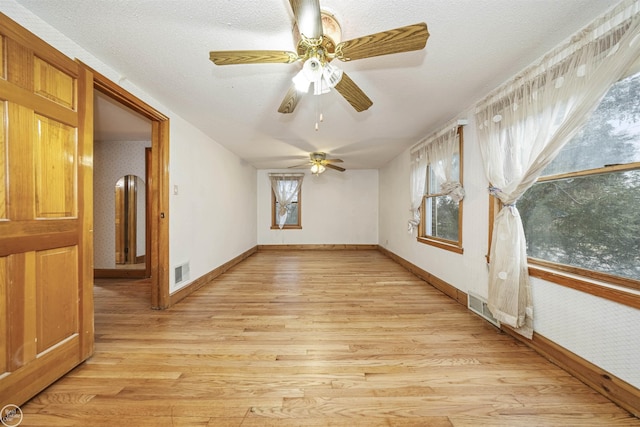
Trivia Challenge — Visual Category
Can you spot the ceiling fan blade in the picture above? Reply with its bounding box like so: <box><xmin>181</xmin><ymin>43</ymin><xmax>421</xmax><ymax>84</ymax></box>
<box><xmin>334</xmin><ymin>72</ymin><xmax>373</xmax><ymax>112</ymax></box>
<box><xmin>288</xmin><ymin>162</ymin><xmax>312</xmax><ymax>168</ymax></box>
<box><xmin>209</xmin><ymin>50</ymin><xmax>298</xmax><ymax>65</ymax></box>
<box><xmin>278</xmin><ymin>84</ymin><xmax>302</xmax><ymax>114</ymax></box>
<box><xmin>334</xmin><ymin>22</ymin><xmax>429</xmax><ymax>62</ymax></box>
<box><xmin>324</xmin><ymin>158</ymin><xmax>344</xmax><ymax>163</ymax></box>
<box><xmin>289</xmin><ymin>0</ymin><xmax>323</xmax><ymax>39</ymax></box>
<box><xmin>325</xmin><ymin>163</ymin><xmax>346</xmax><ymax>172</ymax></box>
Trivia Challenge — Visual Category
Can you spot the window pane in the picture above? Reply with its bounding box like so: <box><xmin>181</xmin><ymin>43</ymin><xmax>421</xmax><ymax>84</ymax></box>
<box><xmin>543</xmin><ymin>72</ymin><xmax>640</xmax><ymax>176</ymax></box>
<box><xmin>272</xmin><ymin>177</ymin><xmax>301</xmax><ymax>228</ymax></box>
<box><xmin>520</xmin><ymin>170</ymin><xmax>640</xmax><ymax>281</ymax></box>
<box><xmin>275</xmin><ymin>201</ymin><xmax>298</xmax><ymax>225</ymax></box>
<box><xmin>425</xmin><ymin>195</ymin><xmax>459</xmax><ymax>241</ymax></box>
<box><xmin>427</xmin><ymin>167</ymin><xmax>440</xmax><ymax>194</ymax></box>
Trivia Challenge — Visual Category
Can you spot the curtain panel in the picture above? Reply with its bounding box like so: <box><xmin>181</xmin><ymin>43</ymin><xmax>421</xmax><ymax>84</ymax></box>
<box><xmin>408</xmin><ymin>146</ymin><xmax>427</xmax><ymax>233</ymax></box>
<box><xmin>475</xmin><ymin>0</ymin><xmax>640</xmax><ymax>338</ymax></box>
<box><xmin>409</xmin><ymin>121</ymin><xmax>465</xmax><ymax>233</ymax></box>
<box><xmin>269</xmin><ymin>173</ymin><xmax>304</xmax><ymax>229</ymax></box>
<box><xmin>424</xmin><ymin>126</ymin><xmax>464</xmax><ymax>202</ymax></box>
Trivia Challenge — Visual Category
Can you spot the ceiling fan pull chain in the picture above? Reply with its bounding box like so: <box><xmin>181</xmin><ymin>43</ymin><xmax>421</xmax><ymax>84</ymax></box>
<box><xmin>315</xmin><ymin>93</ymin><xmax>321</xmax><ymax>131</ymax></box>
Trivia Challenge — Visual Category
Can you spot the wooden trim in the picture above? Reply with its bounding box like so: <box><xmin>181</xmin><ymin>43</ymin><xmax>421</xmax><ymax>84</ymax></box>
<box><xmin>76</xmin><ymin>64</ymin><xmax>95</xmax><ymax>361</ymax></box>
<box><xmin>458</xmin><ymin>126</ymin><xmax>464</xmax><ymax>248</ymax></box>
<box><xmin>78</xmin><ymin>62</ymin><xmax>168</xmax><ymax>122</ymax></box>
<box><xmin>79</xmin><ymin>61</ymin><xmax>171</xmax><ymax>310</ymax></box>
<box><xmin>416</xmin><ymin>236</ymin><xmax>464</xmax><ymax>254</ymax></box>
<box><xmin>530</xmin><ymin>258</ymin><xmax>640</xmax><ymax>293</ymax></box>
<box><xmin>377</xmin><ymin>246</ymin><xmax>468</xmax><ymax>306</ymax></box>
<box><xmin>529</xmin><ymin>266</ymin><xmax>640</xmax><ymax>310</ymax></box>
<box><xmin>169</xmin><ymin>246</ymin><xmax>258</xmax><ymax>306</ymax></box>
<box><xmin>486</xmin><ymin>193</ymin><xmax>499</xmax><ymax>263</ymax></box>
<box><xmin>502</xmin><ymin>326</ymin><xmax>640</xmax><ymax>418</ymax></box>
<box><xmin>536</xmin><ymin>161</ymin><xmax>640</xmax><ymax>182</ymax></box>
<box><xmin>154</xmin><ymin>119</ymin><xmax>170</xmax><ymax>308</ymax></box>
<box><xmin>144</xmin><ymin>147</ymin><xmax>152</xmax><ymax>278</ymax></box>
<box><xmin>258</xmin><ymin>244</ymin><xmax>378</xmax><ymax>251</ymax></box>
<box><xmin>94</xmin><ymin>269</ymin><xmax>147</xmax><ymax>279</ymax></box>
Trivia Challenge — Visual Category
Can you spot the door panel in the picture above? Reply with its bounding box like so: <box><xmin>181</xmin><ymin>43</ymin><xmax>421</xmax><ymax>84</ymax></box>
<box><xmin>36</xmin><ymin>247</ymin><xmax>78</xmax><ymax>352</ymax></box>
<box><xmin>7</xmin><ymin>103</ymin><xmax>34</xmax><ymax>220</ymax></box>
<box><xmin>0</xmin><ymin>13</ymin><xmax>93</xmax><ymax>407</ymax></box>
<box><xmin>33</xmin><ymin>57</ymin><xmax>75</xmax><ymax>108</ymax></box>
<box><xmin>34</xmin><ymin>114</ymin><xmax>77</xmax><ymax>218</ymax></box>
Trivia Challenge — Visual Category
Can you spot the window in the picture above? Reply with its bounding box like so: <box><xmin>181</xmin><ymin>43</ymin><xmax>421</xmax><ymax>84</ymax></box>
<box><xmin>418</xmin><ymin>126</ymin><xmax>464</xmax><ymax>253</ymax></box>
<box><xmin>518</xmin><ymin>71</ymin><xmax>640</xmax><ymax>291</ymax></box>
<box><xmin>270</xmin><ymin>175</ymin><xmax>302</xmax><ymax>229</ymax></box>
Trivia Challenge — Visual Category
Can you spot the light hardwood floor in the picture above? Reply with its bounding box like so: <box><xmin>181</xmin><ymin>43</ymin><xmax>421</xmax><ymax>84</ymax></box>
<box><xmin>21</xmin><ymin>250</ymin><xmax>639</xmax><ymax>426</ymax></box>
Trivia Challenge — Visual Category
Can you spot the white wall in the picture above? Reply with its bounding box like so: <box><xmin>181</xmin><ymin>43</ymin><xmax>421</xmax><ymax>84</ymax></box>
<box><xmin>378</xmin><ymin>112</ymin><xmax>640</xmax><ymax>390</ymax></box>
<box><xmin>2</xmin><ymin>1</ymin><xmax>258</xmax><ymax>294</ymax></box>
<box><xmin>169</xmin><ymin>118</ymin><xmax>256</xmax><ymax>292</ymax></box>
<box><xmin>94</xmin><ymin>140</ymin><xmax>150</xmax><ymax>269</ymax></box>
<box><xmin>257</xmin><ymin>169</ymin><xmax>378</xmax><ymax>245</ymax></box>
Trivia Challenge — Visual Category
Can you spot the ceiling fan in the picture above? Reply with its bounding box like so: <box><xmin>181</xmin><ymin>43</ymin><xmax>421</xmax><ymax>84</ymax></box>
<box><xmin>209</xmin><ymin>0</ymin><xmax>429</xmax><ymax>114</ymax></box>
<box><xmin>290</xmin><ymin>152</ymin><xmax>345</xmax><ymax>174</ymax></box>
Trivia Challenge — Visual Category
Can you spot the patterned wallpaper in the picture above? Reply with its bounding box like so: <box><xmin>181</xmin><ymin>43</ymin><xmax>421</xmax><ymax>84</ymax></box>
<box><xmin>94</xmin><ymin>140</ymin><xmax>150</xmax><ymax>268</ymax></box>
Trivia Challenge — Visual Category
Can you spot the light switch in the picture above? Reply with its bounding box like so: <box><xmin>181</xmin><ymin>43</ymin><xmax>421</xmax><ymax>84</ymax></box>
<box><xmin>173</xmin><ymin>185</ymin><xmax>179</xmax><ymax>195</ymax></box>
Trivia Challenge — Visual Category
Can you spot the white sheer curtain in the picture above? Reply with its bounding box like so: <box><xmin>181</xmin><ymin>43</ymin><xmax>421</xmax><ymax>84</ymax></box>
<box><xmin>409</xmin><ymin>123</ymin><xmax>465</xmax><ymax>233</ymax></box>
<box><xmin>408</xmin><ymin>146</ymin><xmax>427</xmax><ymax>233</ymax></box>
<box><xmin>475</xmin><ymin>0</ymin><xmax>640</xmax><ymax>338</ymax></box>
<box><xmin>425</xmin><ymin>125</ymin><xmax>465</xmax><ymax>202</ymax></box>
<box><xmin>269</xmin><ymin>173</ymin><xmax>304</xmax><ymax>229</ymax></box>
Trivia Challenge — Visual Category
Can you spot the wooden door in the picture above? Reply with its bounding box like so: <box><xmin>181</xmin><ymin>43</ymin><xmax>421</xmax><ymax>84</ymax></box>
<box><xmin>115</xmin><ymin>175</ymin><xmax>138</xmax><ymax>265</ymax></box>
<box><xmin>0</xmin><ymin>14</ymin><xmax>94</xmax><ymax>407</ymax></box>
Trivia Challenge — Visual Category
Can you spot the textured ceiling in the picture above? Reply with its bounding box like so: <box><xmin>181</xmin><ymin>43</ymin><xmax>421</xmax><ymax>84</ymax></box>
<box><xmin>16</xmin><ymin>0</ymin><xmax>616</xmax><ymax>170</ymax></box>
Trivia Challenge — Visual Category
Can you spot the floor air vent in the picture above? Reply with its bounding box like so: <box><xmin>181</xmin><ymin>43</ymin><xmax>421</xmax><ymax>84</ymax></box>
<box><xmin>174</xmin><ymin>262</ymin><xmax>190</xmax><ymax>285</ymax></box>
<box><xmin>468</xmin><ymin>292</ymin><xmax>500</xmax><ymax>327</ymax></box>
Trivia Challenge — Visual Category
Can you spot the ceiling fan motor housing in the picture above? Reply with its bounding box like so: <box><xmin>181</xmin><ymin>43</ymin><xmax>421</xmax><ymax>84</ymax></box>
<box><xmin>310</xmin><ymin>152</ymin><xmax>326</xmax><ymax>162</ymax></box>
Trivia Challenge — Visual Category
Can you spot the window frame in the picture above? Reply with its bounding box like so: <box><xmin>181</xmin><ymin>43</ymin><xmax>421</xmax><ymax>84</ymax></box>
<box><xmin>525</xmin><ymin>162</ymin><xmax>640</xmax><ymax>292</ymax></box>
<box><xmin>486</xmin><ymin>136</ymin><xmax>640</xmax><ymax>308</ymax></box>
<box><xmin>417</xmin><ymin>126</ymin><xmax>464</xmax><ymax>254</ymax></box>
<box><xmin>270</xmin><ymin>178</ymin><xmax>302</xmax><ymax>230</ymax></box>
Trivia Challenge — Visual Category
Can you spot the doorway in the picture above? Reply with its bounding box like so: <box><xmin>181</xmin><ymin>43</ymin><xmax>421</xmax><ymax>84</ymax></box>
<box><xmin>85</xmin><ymin>63</ymin><xmax>171</xmax><ymax>309</ymax></box>
<box><xmin>94</xmin><ymin>90</ymin><xmax>152</xmax><ymax>279</ymax></box>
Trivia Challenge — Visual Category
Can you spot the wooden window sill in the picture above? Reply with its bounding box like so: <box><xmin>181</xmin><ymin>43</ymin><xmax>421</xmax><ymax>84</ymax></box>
<box><xmin>416</xmin><ymin>237</ymin><xmax>463</xmax><ymax>254</ymax></box>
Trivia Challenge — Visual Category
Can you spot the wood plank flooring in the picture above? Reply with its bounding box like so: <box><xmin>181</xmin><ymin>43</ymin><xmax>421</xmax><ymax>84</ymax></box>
<box><xmin>20</xmin><ymin>250</ymin><xmax>640</xmax><ymax>426</ymax></box>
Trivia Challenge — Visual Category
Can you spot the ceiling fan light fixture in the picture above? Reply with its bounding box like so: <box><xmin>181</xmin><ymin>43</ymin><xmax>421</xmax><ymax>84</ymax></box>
<box><xmin>292</xmin><ymin>69</ymin><xmax>311</xmax><ymax>92</ymax></box>
<box><xmin>322</xmin><ymin>62</ymin><xmax>343</xmax><ymax>88</ymax></box>
<box><xmin>314</xmin><ymin>77</ymin><xmax>331</xmax><ymax>95</ymax></box>
<box><xmin>310</xmin><ymin>163</ymin><xmax>326</xmax><ymax>175</ymax></box>
<box><xmin>302</xmin><ymin>57</ymin><xmax>323</xmax><ymax>82</ymax></box>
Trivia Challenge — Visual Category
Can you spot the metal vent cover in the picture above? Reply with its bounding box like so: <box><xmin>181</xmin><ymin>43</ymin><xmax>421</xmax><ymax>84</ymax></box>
<box><xmin>468</xmin><ymin>292</ymin><xmax>500</xmax><ymax>327</ymax></box>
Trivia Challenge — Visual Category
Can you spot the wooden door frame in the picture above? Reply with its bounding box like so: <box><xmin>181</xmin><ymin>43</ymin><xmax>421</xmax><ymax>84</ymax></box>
<box><xmin>145</xmin><ymin>147</ymin><xmax>152</xmax><ymax>278</ymax></box>
<box><xmin>81</xmin><ymin>62</ymin><xmax>171</xmax><ymax>309</ymax></box>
